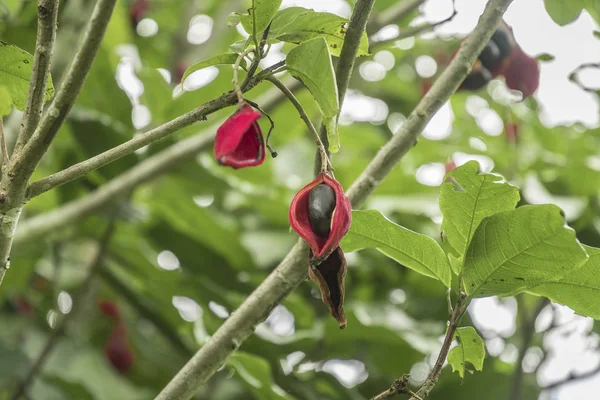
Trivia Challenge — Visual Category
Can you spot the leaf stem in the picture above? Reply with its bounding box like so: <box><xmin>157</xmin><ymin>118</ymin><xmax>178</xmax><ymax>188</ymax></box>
<box><xmin>266</xmin><ymin>75</ymin><xmax>331</xmax><ymax>173</ymax></box>
<box><xmin>233</xmin><ymin>48</ymin><xmax>255</xmax><ymax>105</ymax></box>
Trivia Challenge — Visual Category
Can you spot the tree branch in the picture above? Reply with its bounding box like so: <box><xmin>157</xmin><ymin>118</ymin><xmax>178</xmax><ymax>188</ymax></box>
<box><xmin>0</xmin><ymin>0</ymin><xmax>117</xmax><ymax>289</ymax></box>
<box><xmin>314</xmin><ymin>0</ymin><xmax>376</xmax><ymax>172</ymax></box>
<box><xmin>346</xmin><ymin>0</ymin><xmax>514</xmax><ymax>207</ymax></box>
<box><xmin>15</xmin><ymin>78</ymin><xmax>290</xmax><ymax>243</ymax></box>
<box><xmin>10</xmin><ymin>0</ymin><xmax>118</xmax><ymax>185</ymax></box>
<box><xmin>405</xmin><ymin>293</ymin><xmax>467</xmax><ymax>400</ymax></box>
<box><xmin>14</xmin><ymin>0</ymin><xmax>59</xmax><ymax>153</ymax></box>
<box><xmin>26</xmin><ymin>64</ymin><xmax>282</xmax><ymax>199</ymax></box>
<box><xmin>11</xmin><ymin>216</ymin><xmax>119</xmax><ymax>400</ymax></box>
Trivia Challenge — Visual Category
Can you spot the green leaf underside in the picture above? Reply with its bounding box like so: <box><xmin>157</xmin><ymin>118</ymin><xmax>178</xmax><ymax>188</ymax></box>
<box><xmin>530</xmin><ymin>245</ymin><xmax>600</xmax><ymax>319</ymax></box>
<box><xmin>463</xmin><ymin>204</ymin><xmax>588</xmax><ymax>298</ymax></box>
<box><xmin>342</xmin><ymin>210</ymin><xmax>452</xmax><ymax>287</ymax></box>
<box><xmin>543</xmin><ymin>0</ymin><xmax>584</xmax><ymax>26</ymax></box>
<box><xmin>240</xmin><ymin>0</ymin><xmax>283</xmax><ymax>35</ymax></box>
<box><xmin>0</xmin><ymin>41</ymin><xmax>54</xmax><ymax>110</ymax></box>
<box><xmin>286</xmin><ymin>37</ymin><xmax>339</xmax><ymax>119</ymax></box>
<box><xmin>0</xmin><ymin>85</ymin><xmax>12</xmax><ymax>116</ymax></box>
<box><xmin>181</xmin><ymin>53</ymin><xmax>240</xmax><ymax>85</ymax></box>
<box><xmin>269</xmin><ymin>7</ymin><xmax>369</xmax><ymax>57</ymax></box>
<box><xmin>440</xmin><ymin>160</ymin><xmax>520</xmax><ymax>274</ymax></box>
<box><xmin>448</xmin><ymin>327</ymin><xmax>485</xmax><ymax>378</ymax></box>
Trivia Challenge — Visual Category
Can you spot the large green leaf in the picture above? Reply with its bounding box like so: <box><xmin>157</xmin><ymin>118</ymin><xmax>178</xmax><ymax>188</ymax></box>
<box><xmin>0</xmin><ymin>41</ymin><xmax>54</xmax><ymax>110</ymax></box>
<box><xmin>270</xmin><ymin>7</ymin><xmax>370</xmax><ymax>57</ymax></box>
<box><xmin>530</xmin><ymin>245</ymin><xmax>600</xmax><ymax>318</ymax></box>
<box><xmin>286</xmin><ymin>37</ymin><xmax>339</xmax><ymax>119</ymax></box>
<box><xmin>543</xmin><ymin>0</ymin><xmax>585</xmax><ymax>25</ymax></box>
<box><xmin>342</xmin><ymin>210</ymin><xmax>452</xmax><ymax>287</ymax></box>
<box><xmin>228</xmin><ymin>352</ymin><xmax>293</xmax><ymax>400</ymax></box>
<box><xmin>463</xmin><ymin>205</ymin><xmax>588</xmax><ymax>298</ymax></box>
<box><xmin>447</xmin><ymin>327</ymin><xmax>485</xmax><ymax>378</ymax></box>
<box><xmin>180</xmin><ymin>53</ymin><xmax>241</xmax><ymax>85</ymax></box>
<box><xmin>440</xmin><ymin>161</ymin><xmax>520</xmax><ymax>273</ymax></box>
<box><xmin>240</xmin><ymin>0</ymin><xmax>283</xmax><ymax>35</ymax></box>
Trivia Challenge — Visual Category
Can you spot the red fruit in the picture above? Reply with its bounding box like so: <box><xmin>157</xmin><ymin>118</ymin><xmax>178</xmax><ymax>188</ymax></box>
<box><xmin>289</xmin><ymin>172</ymin><xmax>352</xmax><ymax>264</ymax></box>
<box><xmin>98</xmin><ymin>300</ymin><xmax>121</xmax><ymax>320</ymax></box>
<box><xmin>214</xmin><ymin>104</ymin><xmax>266</xmax><ymax>169</ymax></box>
<box><xmin>130</xmin><ymin>0</ymin><xmax>150</xmax><ymax>27</ymax></box>
<box><xmin>105</xmin><ymin>325</ymin><xmax>134</xmax><ymax>374</ymax></box>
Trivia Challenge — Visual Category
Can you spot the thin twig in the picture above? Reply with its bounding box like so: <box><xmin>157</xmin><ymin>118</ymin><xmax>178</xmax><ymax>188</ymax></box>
<box><xmin>26</xmin><ymin>62</ymin><xmax>283</xmax><ymax>199</ymax></box>
<box><xmin>14</xmin><ymin>0</ymin><xmax>59</xmax><ymax>152</ymax></box>
<box><xmin>266</xmin><ymin>76</ymin><xmax>330</xmax><ymax>173</ymax></box>
<box><xmin>233</xmin><ymin>49</ymin><xmax>254</xmax><ymax>104</ymax></box>
<box><xmin>409</xmin><ymin>293</ymin><xmax>467</xmax><ymax>400</ymax></box>
<box><xmin>9</xmin><ymin>0</ymin><xmax>118</xmax><ymax>186</ymax></box>
<box><xmin>11</xmin><ymin>215</ymin><xmax>120</xmax><ymax>400</ymax></box>
<box><xmin>0</xmin><ymin>119</ymin><xmax>8</xmax><ymax>169</ymax></box>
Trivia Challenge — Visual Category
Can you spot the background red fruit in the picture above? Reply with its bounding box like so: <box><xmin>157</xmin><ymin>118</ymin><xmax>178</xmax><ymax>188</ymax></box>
<box><xmin>98</xmin><ymin>300</ymin><xmax>121</xmax><ymax>320</ymax></box>
<box><xmin>104</xmin><ymin>325</ymin><xmax>134</xmax><ymax>374</ymax></box>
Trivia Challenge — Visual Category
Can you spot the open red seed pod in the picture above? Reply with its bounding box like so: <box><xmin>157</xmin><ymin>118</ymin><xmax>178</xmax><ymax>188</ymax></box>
<box><xmin>289</xmin><ymin>172</ymin><xmax>352</xmax><ymax>264</ymax></box>
<box><xmin>214</xmin><ymin>104</ymin><xmax>265</xmax><ymax>169</ymax></box>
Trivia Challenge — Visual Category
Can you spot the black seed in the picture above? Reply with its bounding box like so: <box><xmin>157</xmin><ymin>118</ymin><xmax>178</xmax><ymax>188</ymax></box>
<box><xmin>308</xmin><ymin>184</ymin><xmax>336</xmax><ymax>238</ymax></box>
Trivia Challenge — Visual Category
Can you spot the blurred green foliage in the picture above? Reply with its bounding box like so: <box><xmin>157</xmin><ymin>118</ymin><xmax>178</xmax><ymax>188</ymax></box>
<box><xmin>0</xmin><ymin>0</ymin><xmax>599</xmax><ymax>399</ymax></box>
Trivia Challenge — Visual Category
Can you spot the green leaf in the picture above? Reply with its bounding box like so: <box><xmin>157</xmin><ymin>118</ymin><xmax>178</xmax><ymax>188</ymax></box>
<box><xmin>270</xmin><ymin>7</ymin><xmax>369</xmax><ymax>57</ymax></box>
<box><xmin>440</xmin><ymin>160</ymin><xmax>520</xmax><ymax>273</ymax></box>
<box><xmin>228</xmin><ymin>352</ymin><xmax>292</xmax><ymax>400</ymax></box>
<box><xmin>530</xmin><ymin>245</ymin><xmax>600</xmax><ymax>319</ymax></box>
<box><xmin>0</xmin><ymin>41</ymin><xmax>54</xmax><ymax>110</ymax></box>
<box><xmin>240</xmin><ymin>0</ymin><xmax>283</xmax><ymax>35</ymax></box>
<box><xmin>543</xmin><ymin>0</ymin><xmax>584</xmax><ymax>25</ymax></box>
<box><xmin>342</xmin><ymin>210</ymin><xmax>452</xmax><ymax>287</ymax></box>
<box><xmin>181</xmin><ymin>53</ymin><xmax>241</xmax><ymax>85</ymax></box>
<box><xmin>0</xmin><ymin>85</ymin><xmax>12</xmax><ymax>116</ymax></box>
<box><xmin>447</xmin><ymin>327</ymin><xmax>485</xmax><ymax>378</ymax></box>
<box><xmin>535</xmin><ymin>53</ymin><xmax>555</xmax><ymax>62</ymax></box>
<box><xmin>286</xmin><ymin>37</ymin><xmax>339</xmax><ymax>119</ymax></box>
<box><xmin>463</xmin><ymin>205</ymin><xmax>589</xmax><ymax>298</ymax></box>
<box><xmin>593</xmin><ymin>30</ymin><xmax>600</xmax><ymax>40</ymax></box>
<box><xmin>324</xmin><ymin>116</ymin><xmax>339</xmax><ymax>153</ymax></box>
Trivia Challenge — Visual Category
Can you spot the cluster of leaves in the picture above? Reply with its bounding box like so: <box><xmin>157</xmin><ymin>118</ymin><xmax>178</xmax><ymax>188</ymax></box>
<box><xmin>0</xmin><ymin>0</ymin><xmax>599</xmax><ymax>399</ymax></box>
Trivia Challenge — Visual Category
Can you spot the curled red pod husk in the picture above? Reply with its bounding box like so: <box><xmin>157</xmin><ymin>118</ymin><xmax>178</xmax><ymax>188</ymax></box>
<box><xmin>289</xmin><ymin>172</ymin><xmax>352</xmax><ymax>264</ymax></box>
<box><xmin>308</xmin><ymin>247</ymin><xmax>347</xmax><ymax>329</ymax></box>
<box><xmin>214</xmin><ymin>104</ymin><xmax>265</xmax><ymax>169</ymax></box>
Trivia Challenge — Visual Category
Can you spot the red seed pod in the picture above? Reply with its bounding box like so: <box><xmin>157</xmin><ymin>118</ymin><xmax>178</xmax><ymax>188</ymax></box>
<box><xmin>214</xmin><ymin>104</ymin><xmax>265</xmax><ymax>169</ymax></box>
<box><xmin>104</xmin><ymin>324</ymin><xmax>134</xmax><ymax>374</ymax></box>
<box><xmin>501</xmin><ymin>47</ymin><xmax>540</xmax><ymax>98</ymax></box>
<box><xmin>289</xmin><ymin>173</ymin><xmax>352</xmax><ymax>264</ymax></box>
